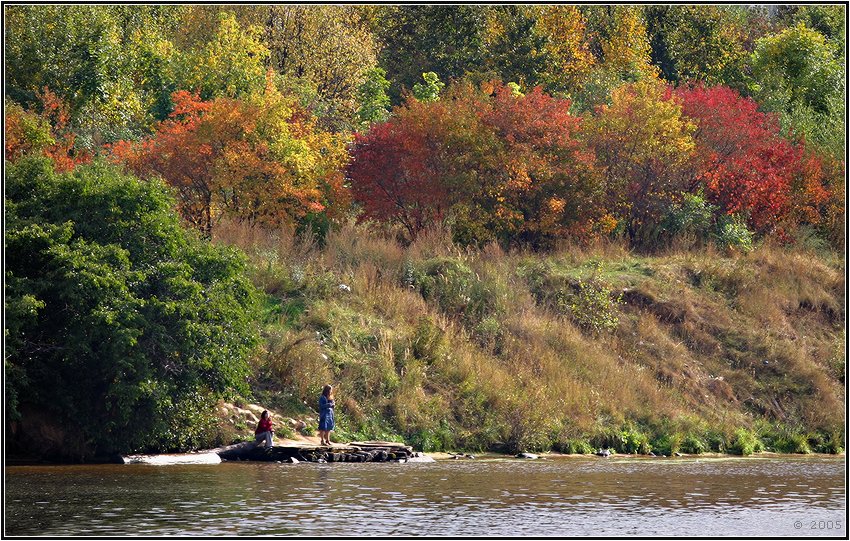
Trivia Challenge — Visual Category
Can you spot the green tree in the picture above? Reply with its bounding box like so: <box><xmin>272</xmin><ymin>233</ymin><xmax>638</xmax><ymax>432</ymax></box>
<box><xmin>412</xmin><ymin>72</ymin><xmax>446</xmax><ymax>103</ymax></box>
<box><xmin>175</xmin><ymin>12</ymin><xmax>269</xmax><ymax>100</ymax></box>
<box><xmin>750</xmin><ymin>22</ymin><xmax>845</xmax><ymax>161</ymax></box>
<box><xmin>481</xmin><ymin>6</ymin><xmax>549</xmax><ymax>89</ymax></box>
<box><xmin>373</xmin><ymin>6</ymin><xmax>488</xmax><ymax>102</ymax></box>
<box><xmin>643</xmin><ymin>6</ymin><xmax>749</xmax><ymax>88</ymax></box>
<box><xmin>3</xmin><ymin>5</ymin><xmax>181</xmax><ymax>146</ymax></box>
<box><xmin>5</xmin><ymin>157</ymin><xmax>261</xmax><ymax>459</ymax></box>
<box><xmin>781</xmin><ymin>5</ymin><xmax>846</xmax><ymax>59</ymax></box>
<box><xmin>355</xmin><ymin>67</ymin><xmax>392</xmax><ymax>128</ymax></box>
<box><xmin>750</xmin><ymin>23</ymin><xmax>843</xmax><ymax>115</ymax></box>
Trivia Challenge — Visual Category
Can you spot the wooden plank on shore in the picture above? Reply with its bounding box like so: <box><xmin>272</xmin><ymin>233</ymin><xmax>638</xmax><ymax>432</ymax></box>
<box><xmin>348</xmin><ymin>441</ymin><xmax>411</xmax><ymax>449</ymax></box>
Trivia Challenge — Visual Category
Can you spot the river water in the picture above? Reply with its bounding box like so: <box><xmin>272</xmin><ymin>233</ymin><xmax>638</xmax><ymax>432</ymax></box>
<box><xmin>4</xmin><ymin>455</ymin><xmax>845</xmax><ymax>537</ymax></box>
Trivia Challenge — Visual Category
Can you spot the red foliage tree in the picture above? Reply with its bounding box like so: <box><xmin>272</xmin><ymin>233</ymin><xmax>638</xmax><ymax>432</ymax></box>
<box><xmin>347</xmin><ymin>82</ymin><xmax>600</xmax><ymax>246</ymax></box>
<box><xmin>676</xmin><ymin>84</ymin><xmax>802</xmax><ymax>233</ymax></box>
<box><xmin>477</xmin><ymin>85</ymin><xmax>601</xmax><ymax>243</ymax></box>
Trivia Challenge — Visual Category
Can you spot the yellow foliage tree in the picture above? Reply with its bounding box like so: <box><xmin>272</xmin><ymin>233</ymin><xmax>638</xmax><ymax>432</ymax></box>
<box><xmin>585</xmin><ymin>79</ymin><xmax>696</xmax><ymax>240</ymax></box>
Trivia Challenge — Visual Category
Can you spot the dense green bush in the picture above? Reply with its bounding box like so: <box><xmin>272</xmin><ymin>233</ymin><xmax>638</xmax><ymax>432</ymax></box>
<box><xmin>714</xmin><ymin>215</ymin><xmax>754</xmax><ymax>251</ymax></box>
<box><xmin>557</xmin><ymin>279</ymin><xmax>623</xmax><ymax>334</ymax></box>
<box><xmin>5</xmin><ymin>157</ymin><xmax>261</xmax><ymax>457</ymax></box>
<box><xmin>728</xmin><ymin>428</ymin><xmax>764</xmax><ymax>455</ymax></box>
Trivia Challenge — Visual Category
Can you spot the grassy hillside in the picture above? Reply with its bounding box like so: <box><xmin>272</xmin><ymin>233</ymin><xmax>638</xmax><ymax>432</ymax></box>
<box><xmin>215</xmin><ymin>221</ymin><xmax>845</xmax><ymax>456</ymax></box>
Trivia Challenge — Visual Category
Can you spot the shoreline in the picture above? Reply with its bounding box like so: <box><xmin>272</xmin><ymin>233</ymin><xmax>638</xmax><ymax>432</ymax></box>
<box><xmin>5</xmin><ymin>449</ymin><xmax>844</xmax><ymax>467</ymax></box>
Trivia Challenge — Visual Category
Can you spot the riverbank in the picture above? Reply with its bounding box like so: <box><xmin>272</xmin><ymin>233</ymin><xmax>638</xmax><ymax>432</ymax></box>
<box><xmin>213</xmin><ymin>223</ymin><xmax>844</xmax><ymax>459</ymax></box>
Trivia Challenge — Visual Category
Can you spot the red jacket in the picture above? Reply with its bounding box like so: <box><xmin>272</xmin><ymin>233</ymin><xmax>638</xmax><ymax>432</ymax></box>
<box><xmin>255</xmin><ymin>417</ymin><xmax>273</xmax><ymax>434</ymax></box>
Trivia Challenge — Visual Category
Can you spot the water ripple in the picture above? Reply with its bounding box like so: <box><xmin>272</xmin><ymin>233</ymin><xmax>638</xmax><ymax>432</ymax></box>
<box><xmin>4</xmin><ymin>456</ymin><xmax>845</xmax><ymax>536</ymax></box>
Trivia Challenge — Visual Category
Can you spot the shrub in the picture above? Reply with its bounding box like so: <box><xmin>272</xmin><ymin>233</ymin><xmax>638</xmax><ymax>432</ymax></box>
<box><xmin>714</xmin><ymin>215</ymin><xmax>754</xmax><ymax>251</ymax></box>
<box><xmin>407</xmin><ymin>420</ymin><xmax>456</xmax><ymax>452</ymax></box>
<box><xmin>558</xmin><ymin>279</ymin><xmax>623</xmax><ymax>334</ymax></box>
<box><xmin>660</xmin><ymin>191</ymin><xmax>718</xmax><ymax>245</ymax></box>
<box><xmin>680</xmin><ymin>434</ymin><xmax>707</xmax><ymax>454</ymax></box>
<box><xmin>728</xmin><ymin>428</ymin><xmax>764</xmax><ymax>455</ymax></box>
<box><xmin>5</xmin><ymin>157</ymin><xmax>261</xmax><ymax>457</ymax></box>
<box><xmin>560</xmin><ymin>439</ymin><xmax>595</xmax><ymax>455</ymax></box>
<box><xmin>412</xmin><ymin>257</ymin><xmax>503</xmax><ymax>328</ymax></box>
<box><xmin>652</xmin><ymin>433</ymin><xmax>682</xmax><ymax>456</ymax></box>
<box><xmin>619</xmin><ymin>428</ymin><xmax>653</xmax><ymax>454</ymax></box>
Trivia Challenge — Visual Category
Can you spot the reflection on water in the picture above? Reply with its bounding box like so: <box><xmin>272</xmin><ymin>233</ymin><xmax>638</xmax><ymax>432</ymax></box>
<box><xmin>4</xmin><ymin>456</ymin><xmax>846</xmax><ymax>536</ymax></box>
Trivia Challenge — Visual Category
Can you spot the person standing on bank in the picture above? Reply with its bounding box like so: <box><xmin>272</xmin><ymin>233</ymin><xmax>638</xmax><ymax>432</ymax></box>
<box><xmin>255</xmin><ymin>410</ymin><xmax>274</xmax><ymax>449</ymax></box>
<box><xmin>318</xmin><ymin>385</ymin><xmax>335</xmax><ymax>446</ymax></box>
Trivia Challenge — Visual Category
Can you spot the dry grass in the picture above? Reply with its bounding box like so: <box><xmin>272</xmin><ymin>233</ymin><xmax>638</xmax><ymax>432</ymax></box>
<box><xmin>215</xmin><ymin>220</ymin><xmax>845</xmax><ymax>453</ymax></box>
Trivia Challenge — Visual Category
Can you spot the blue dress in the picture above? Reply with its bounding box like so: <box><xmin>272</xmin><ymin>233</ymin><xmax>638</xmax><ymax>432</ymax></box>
<box><xmin>319</xmin><ymin>395</ymin><xmax>335</xmax><ymax>431</ymax></box>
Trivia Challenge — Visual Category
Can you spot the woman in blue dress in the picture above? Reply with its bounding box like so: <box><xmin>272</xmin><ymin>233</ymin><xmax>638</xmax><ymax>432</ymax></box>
<box><xmin>318</xmin><ymin>384</ymin><xmax>335</xmax><ymax>446</ymax></box>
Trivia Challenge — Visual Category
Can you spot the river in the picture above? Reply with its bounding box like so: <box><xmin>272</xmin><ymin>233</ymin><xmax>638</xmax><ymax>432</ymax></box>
<box><xmin>4</xmin><ymin>455</ymin><xmax>845</xmax><ymax>537</ymax></box>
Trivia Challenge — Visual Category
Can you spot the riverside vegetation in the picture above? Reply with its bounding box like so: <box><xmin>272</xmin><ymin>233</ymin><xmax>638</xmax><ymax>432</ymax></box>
<box><xmin>3</xmin><ymin>5</ymin><xmax>845</xmax><ymax>461</ymax></box>
<box><xmin>216</xmin><ymin>219</ymin><xmax>844</xmax><ymax>457</ymax></box>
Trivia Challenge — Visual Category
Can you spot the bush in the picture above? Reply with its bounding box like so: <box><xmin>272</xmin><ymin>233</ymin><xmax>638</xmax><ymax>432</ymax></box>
<box><xmin>5</xmin><ymin>157</ymin><xmax>261</xmax><ymax>457</ymax></box>
<box><xmin>619</xmin><ymin>428</ymin><xmax>652</xmax><ymax>454</ymax></box>
<box><xmin>407</xmin><ymin>420</ymin><xmax>456</xmax><ymax>452</ymax></box>
<box><xmin>680</xmin><ymin>434</ymin><xmax>707</xmax><ymax>454</ymax></box>
<box><xmin>728</xmin><ymin>428</ymin><xmax>764</xmax><ymax>455</ymax></box>
<box><xmin>560</xmin><ymin>439</ymin><xmax>595</xmax><ymax>455</ymax></box>
<box><xmin>662</xmin><ymin>191</ymin><xmax>717</xmax><ymax>241</ymax></box>
<box><xmin>558</xmin><ymin>279</ymin><xmax>623</xmax><ymax>334</ymax></box>
<box><xmin>412</xmin><ymin>257</ymin><xmax>503</xmax><ymax>328</ymax></box>
<box><xmin>714</xmin><ymin>215</ymin><xmax>754</xmax><ymax>251</ymax></box>
<box><xmin>652</xmin><ymin>433</ymin><xmax>682</xmax><ymax>456</ymax></box>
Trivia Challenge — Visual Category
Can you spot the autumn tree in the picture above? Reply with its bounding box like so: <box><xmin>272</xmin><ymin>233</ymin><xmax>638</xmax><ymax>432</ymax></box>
<box><xmin>534</xmin><ymin>6</ymin><xmax>596</xmax><ymax>95</ymax></box>
<box><xmin>347</xmin><ymin>86</ymin><xmax>488</xmax><ymax>238</ymax></box>
<box><xmin>111</xmin><ymin>83</ymin><xmax>347</xmax><ymax>237</ymax></box>
<box><xmin>584</xmin><ymin>79</ymin><xmax>696</xmax><ymax>241</ymax></box>
<box><xmin>467</xmin><ymin>84</ymin><xmax>601</xmax><ymax>246</ymax></box>
<box><xmin>348</xmin><ymin>82</ymin><xmax>600</xmax><ymax>247</ymax></box>
<box><xmin>5</xmin><ymin>89</ymin><xmax>90</xmax><ymax>172</ymax></box>
<box><xmin>676</xmin><ymin>84</ymin><xmax>804</xmax><ymax>234</ymax></box>
<box><xmin>574</xmin><ymin>6</ymin><xmax>658</xmax><ymax>110</ymax></box>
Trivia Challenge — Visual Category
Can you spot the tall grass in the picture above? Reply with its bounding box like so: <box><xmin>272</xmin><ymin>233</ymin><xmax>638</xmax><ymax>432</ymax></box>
<box><xmin>214</xmin><ymin>219</ymin><xmax>845</xmax><ymax>454</ymax></box>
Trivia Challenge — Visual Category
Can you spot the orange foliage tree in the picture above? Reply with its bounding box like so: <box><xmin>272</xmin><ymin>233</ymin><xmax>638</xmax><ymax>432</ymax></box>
<box><xmin>110</xmin><ymin>83</ymin><xmax>348</xmax><ymax>237</ymax></box>
<box><xmin>5</xmin><ymin>88</ymin><xmax>90</xmax><ymax>172</ymax></box>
